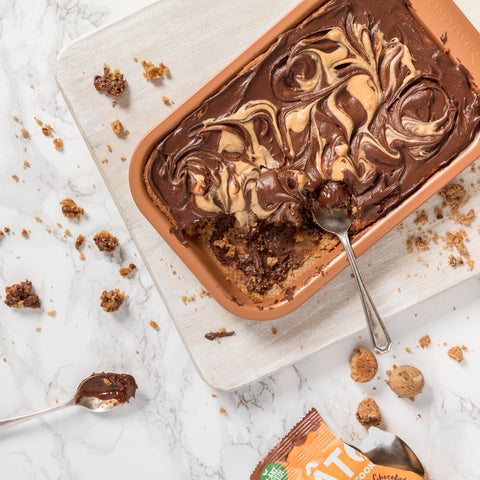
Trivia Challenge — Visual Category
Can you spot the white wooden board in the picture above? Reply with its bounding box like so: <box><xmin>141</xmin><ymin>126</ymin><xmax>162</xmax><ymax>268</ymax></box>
<box><xmin>56</xmin><ymin>0</ymin><xmax>480</xmax><ymax>390</ymax></box>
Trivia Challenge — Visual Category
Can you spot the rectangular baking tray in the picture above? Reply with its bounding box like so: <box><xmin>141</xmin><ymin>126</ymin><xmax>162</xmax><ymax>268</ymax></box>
<box><xmin>129</xmin><ymin>0</ymin><xmax>480</xmax><ymax>320</ymax></box>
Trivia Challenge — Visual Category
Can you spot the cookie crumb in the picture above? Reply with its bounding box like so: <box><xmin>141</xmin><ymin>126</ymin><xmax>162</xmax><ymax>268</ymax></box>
<box><xmin>141</xmin><ymin>60</ymin><xmax>169</xmax><ymax>80</ymax></box>
<box><xmin>414</xmin><ymin>210</ymin><xmax>428</xmax><ymax>224</ymax></box>
<box><xmin>21</xmin><ymin>128</ymin><xmax>29</xmax><ymax>138</ymax></box>
<box><xmin>4</xmin><ymin>280</ymin><xmax>41</xmax><ymax>309</ymax></box>
<box><xmin>107</xmin><ymin>144</ymin><xmax>112</xmax><ymax>152</ymax></box>
<box><xmin>415</xmin><ymin>236</ymin><xmax>429</xmax><ymax>251</ymax></box>
<box><xmin>439</xmin><ymin>184</ymin><xmax>467</xmax><ymax>212</ymax></box>
<box><xmin>46</xmin><ymin>310</ymin><xmax>56</xmax><ymax>316</ymax></box>
<box><xmin>448</xmin><ymin>345</ymin><xmax>465</xmax><ymax>363</ymax></box>
<box><xmin>53</xmin><ymin>138</ymin><xmax>63</xmax><ymax>150</ymax></box>
<box><xmin>149</xmin><ymin>320</ymin><xmax>159</xmax><ymax>330</ymax></box>
<box><xmin>100</xmin><ymin>289</ymin><xmax>125</xmax><ymax>312</ymax></box>
<box><xmin>60</xmin><ymin>198</ymin><xmax>84</xmax><ymax>220</ymax></box>
<box><xmin>110</xmin><ymin>119</ymin><xmax>123</xmax><ymax>135</ymax></box>
<box><xmin>94</xmin><ymin>231</ymin><xmax>118</xmax><ymax>252</ymax></box>
<box><xmin>349</xmin><ymin>347</ymin><xmax>378</xmax><ymax>383</ymax></box>
<box><xmin>434</xmin><ymin>206</ymin><xmax>444</xmax><ymax>219</ymax></box>
<box><xmin>455</xmin><ymin>209</ymin><xmax>475</xmax><ymax>226</ymax></box>
<box><xmin>271</xmin><ymin>326</ymin><xmax>277</xmax><ymax>335</ymax></box>
<box><xmin>75</xmin><ymin>234</ymin><xmax>85</xmax><ymax>250</ymax></box>
<box><xmin>42</xmin><ymin>124</ymin><xmax>54</xmax><ymax>136</ymax></box>
<box><xmin>219</xmin><ymin>407</ymin><xmax>226</xmax><ymax>414</ymax></box>
<box><xmin>162</xmin><ymin>96</ymin><xmax>170</xmax><ymax>104</ymax></box>
<box><xmin>94</xmin><ymin>64</ymin><xmax>127</xmax><ymax>97</ymax></box>
<box><xmin>181</xmin><ymin>294</ymin><xmax>196</xmax><ymax>305</ymax></box>
<box><xmin>418</xmin><ymin>335</ymin><xmax>431</xmax><ymax>348</ymax></box>
<box><xmin>356</xmin><ymin>398</ymin><xmax>381</xmax><ymax>427</ymax></box>
<box><xmin>448</xmin><ymin>255</ymin><xmax>464</xmax><ymax>268</ymax></box>
<box><xmin>79</xmin><ymin>252</ymin><xmax>85</xmax><ymax>261</ymax></box>
<box><xmin>119</xmin><ymin>263</ymin><xmax>136</xmax><ymax>276</ymax></box>
<box><xmin>11</xmin><ymin>175</ymin><xmax>18</xmax><ymax>181</ymax></box>
<box><xmin>21</xmin><ymin>229</ymin><xmax>28</xmax><ymax>238</ymax></box>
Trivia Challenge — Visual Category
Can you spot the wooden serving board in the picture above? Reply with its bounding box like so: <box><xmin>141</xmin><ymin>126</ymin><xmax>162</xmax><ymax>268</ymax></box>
<box><xmin>56</xmin><ymin>0</ymin><xmax>480</xmax><ymax>391</ymax></box>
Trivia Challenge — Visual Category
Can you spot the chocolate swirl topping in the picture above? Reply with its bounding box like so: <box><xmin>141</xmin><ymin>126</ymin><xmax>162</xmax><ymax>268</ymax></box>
<box><xmin>145</xmin><ymin>0</ymin><xmax>480</xmax><ymax>237</ymax></box>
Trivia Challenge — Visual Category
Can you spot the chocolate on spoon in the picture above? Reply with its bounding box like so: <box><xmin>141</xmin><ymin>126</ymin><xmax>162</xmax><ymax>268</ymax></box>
<box><xmin>0</xmin><ymin>372</ymin><xmax>138</xmax><ymax>431</ymax></box>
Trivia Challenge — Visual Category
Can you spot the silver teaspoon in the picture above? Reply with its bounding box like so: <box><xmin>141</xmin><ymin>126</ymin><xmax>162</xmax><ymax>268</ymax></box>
<box><xmin>312</xmin><ymin>207</ymin><xmax>392</xmax><ymax>353</ymax></box>
<box><xmin>0</xmin><ymin>372</ymin><xmax>137</xmax><ymax>431</ymax></box>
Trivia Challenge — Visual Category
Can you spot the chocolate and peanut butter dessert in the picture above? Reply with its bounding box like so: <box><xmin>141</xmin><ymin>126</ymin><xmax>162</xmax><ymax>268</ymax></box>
<box><xmin>144</xmin><ymin>0</ymin><xmax>480</xmax><ymax>301</ymax></box>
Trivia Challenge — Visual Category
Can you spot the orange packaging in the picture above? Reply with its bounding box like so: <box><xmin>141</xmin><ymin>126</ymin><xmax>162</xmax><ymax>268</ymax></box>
<box><xmin>251</xmin><ymin>409</ymin><xmax>428</xmax><ymax>480</ymax></box>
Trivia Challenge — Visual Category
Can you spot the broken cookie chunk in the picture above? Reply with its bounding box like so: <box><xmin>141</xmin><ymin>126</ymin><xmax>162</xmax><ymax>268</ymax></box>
<box><xmin>94</xmin><ymin>64</ymin><xmax>127</xmax><ymax>97</ymax></box>
<box><xmin>439</xmin><ymin>183</ymin><xmax>467</xmax><ymax>212</ymax></box>
<box><xmin>75</xmin><ymin>234</ymin><xmax>85</xmax><ymax>250</ymax></box>
<box><xmin>5</xmin><ymin>280</ymin><xmax>41</xmax><ymax>309</ymax></box>
<box><xmin>110</xmin><ymin>119</ymin><xmax>123</xmax><ymax>135</ymax></box>
<box><xmin>141</xmin><ymin>60</ymin><xmax>169</xmax><ymax>81</ymax></box>
<box><xmin>448</xmin><ymin>345</ymin><xmax>465</xmax><ymax>363</ymax></box>
<box><xmin>60</xmin><ymin>198</ymin><xmax>85</xmax><ymax>220</ymax></box>
<box><xmin>94</xmin><ymin>230</ymin><xmax>119</xmax><ymax>252</ymax></box>
<box><xmin>119</xmin><ymin>263</ymin><xmax>136</xmax><ymax>277</ymax></box>
<box><xmin>100</xmin><ymin>289</ymin><xmax>125</xmax><ymax>312</ymax></box>
<box><xmin>356</xmin><ymin>398</ymin><xmax>382</xmax><ymax>427</ymax></box>
<box><xmin>349</xmin><ymin>347</ymin><xmax>378</xmax><ymax>383</ymax></box>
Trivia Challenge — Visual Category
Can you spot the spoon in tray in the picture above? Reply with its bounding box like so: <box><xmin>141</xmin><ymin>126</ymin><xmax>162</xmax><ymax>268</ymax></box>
<box><xmin>0</xmin><ymin>372</ymin><xmax>137</xmax><ymax>431</ymax></box>
<box><xmin>312</xmin><ymin>205</ymin><xmax>392</xmax><ymax>353</ymax></box>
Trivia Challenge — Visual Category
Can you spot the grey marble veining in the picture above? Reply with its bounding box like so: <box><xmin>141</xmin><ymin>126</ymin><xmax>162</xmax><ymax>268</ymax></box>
<box><xmin>0</xmin><ymin>0</ymin><xmax>480</xmax><ymax>478</ymax></box>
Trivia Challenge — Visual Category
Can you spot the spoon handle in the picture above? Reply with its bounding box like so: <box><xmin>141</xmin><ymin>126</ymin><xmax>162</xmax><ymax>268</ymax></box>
<box><xmin>0</xmin><ymin>398</ymin><xmax>75</xmax><ymax>431</ymax></box>
<box><xmin>338</xmin><ymin>232</ymin><xmax>392</xmax><ymax>353</ymax></box>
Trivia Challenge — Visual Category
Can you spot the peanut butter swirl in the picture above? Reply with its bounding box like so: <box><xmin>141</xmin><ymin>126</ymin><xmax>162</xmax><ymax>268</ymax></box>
<box><xmin>145</xmin><ymin>0</ymin><xmax>480</xmax><ymax>236</ymax></box>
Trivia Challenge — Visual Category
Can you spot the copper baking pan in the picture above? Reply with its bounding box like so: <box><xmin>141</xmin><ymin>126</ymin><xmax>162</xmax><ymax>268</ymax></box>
<box><xmin>130</xmin><ymin>0</ymin><xmax>480</xmax><ymax>320</ymax></box>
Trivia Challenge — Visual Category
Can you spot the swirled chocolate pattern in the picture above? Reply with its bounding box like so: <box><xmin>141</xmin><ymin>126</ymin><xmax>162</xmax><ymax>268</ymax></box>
<box><xmin>145</xmin><ymin>0</ymin><xmax>480</xmax><ymax>296</ymax></box>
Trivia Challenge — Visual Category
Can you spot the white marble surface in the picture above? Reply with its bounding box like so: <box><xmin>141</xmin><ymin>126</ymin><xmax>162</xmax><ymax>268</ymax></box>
<box><xmin>0</xmin><ymin>0</ymin><xmax>480</xmax><ymax>478</ymax></box>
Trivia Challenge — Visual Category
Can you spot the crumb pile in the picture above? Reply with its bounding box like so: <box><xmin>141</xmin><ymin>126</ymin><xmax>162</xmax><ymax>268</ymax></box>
<box><xmin>100</xmin><ymin>289</ymin><xmax>125</xmax><ymax>312</ymax></box>
<box><xmin>94</xmin><ymin>230</ymin><xmax>118</xmax><ymax>252</ymax></box>
<box><xmin>141</xmin><ymin>60</ymin><xmax>169</xmax><ymax>81</ymax></box>
<box><xmin>406</xmin><ymin>183</ymin><xmax>476</xmax><ymax>271</ymax></box>
<box><xmin>94</xmin><ymin>64</ymin><xmax>126</xmax><ymax>97</ymax></box>
<box><xmin>60</xmin><ymin>198</ymin><xmax>84</xmax><ymax>220</ymax></box>
<box><xmin>4</xmin><ymin>280</ymin><xmax>41</xmax><ymax>309</ymax></box>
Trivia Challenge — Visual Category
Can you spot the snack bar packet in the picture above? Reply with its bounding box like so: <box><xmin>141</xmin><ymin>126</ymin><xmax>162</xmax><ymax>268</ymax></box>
<box><xmin>251</xmin><ymin>409</ymin><xmax>428</xmax><ymax>480</ymax></box>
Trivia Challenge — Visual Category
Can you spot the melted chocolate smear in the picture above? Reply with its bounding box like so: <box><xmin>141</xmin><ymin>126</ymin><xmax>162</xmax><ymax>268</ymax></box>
<box><xmin>205</xmin><ymin>330</ymin><xmax>235</xmax><ymax>341</ymax></box>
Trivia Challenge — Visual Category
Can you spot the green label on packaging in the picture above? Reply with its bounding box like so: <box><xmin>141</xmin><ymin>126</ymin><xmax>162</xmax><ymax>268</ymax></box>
<box><xmin>260</xmin><ymin>463</ymin><xmax>287</xmax><ymax>480</ymax></box>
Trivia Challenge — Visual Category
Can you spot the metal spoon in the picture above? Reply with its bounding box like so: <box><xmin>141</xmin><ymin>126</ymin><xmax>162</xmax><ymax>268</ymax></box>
<box><xmin>354</xmin><ymin>426</ymin><xmax>428</xmax><ymax>478</ymax></box>
<box><xmin>0</xmin><ymin>373</ymin><xmax>136</xmax><ymax>431</ymax></box>
<box><xmin>312</xmin><ymin>207</ymin><xmax>392</xmax><ymax>353</ymax></box>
